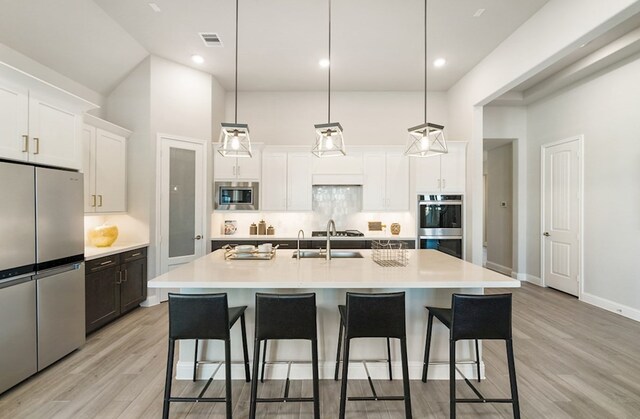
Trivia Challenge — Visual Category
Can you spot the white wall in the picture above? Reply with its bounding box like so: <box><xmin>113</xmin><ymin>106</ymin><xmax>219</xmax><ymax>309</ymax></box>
<box><xmin>527</xmin><ymin>55</ymin><xmax>640</xmax><ymax>316</ymax></box>
<box><xmin>483</xmin><ymin>106</ymin><xmax>527</xmax><ymax>278</ymax></box>
<box><xmin>106</xmin><ymin>56</ymin><xmax>213</xmax><ymax>283</ymax></box>
<box><xmin>485</xmin><ymin>143</ymin><xmax>513</xmax><ymax>274</ymax></box>
<box><xmin>446</xmin><ymin>0</ymin><xmax>640</xmax><ymax>266</ymax></box>
<box><xmin>0</xmin><ymin>41</ymin><xmax>106</xmax><ymax>116</ymax></box>
<box><xmin>224</xmin><ymin>91</ymin><xmax>448</xmax><ymax>146</ymax></box>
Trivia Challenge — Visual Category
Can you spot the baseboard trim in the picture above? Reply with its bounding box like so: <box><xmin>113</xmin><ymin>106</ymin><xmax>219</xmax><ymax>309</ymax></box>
<box><xmin>519</xmin><ymin>274</ymin><xmax>542</xmax><ymax>287</ymax></box>
<box><xmin>485</xmin><ymin>261</ymin><xmax>512</xmax><ymax>276</ymax></box>
<box><xmin>140</xmin><ymin>294</ymin><xmax>160</xmax><ymax>307</ymax></box>
<box><xmin>176</xmin><ymin>360</ymin><xmax>484</xmax><ymax>381</ymax></box>
<box><xmin>581</xmin><ymin>292</ymin><xmax>640</xmax><ymax>322</ymax></box>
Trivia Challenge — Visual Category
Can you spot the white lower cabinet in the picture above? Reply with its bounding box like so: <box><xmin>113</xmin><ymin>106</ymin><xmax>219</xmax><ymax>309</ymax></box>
<box><xmin>83</xmin><ymin>116</ymin><xmax>129</xmax><ymax>213</ymax></box>
<box><xmin>415</xmin><ymin>141</ymin><xmax>467</xmax><ymax>193</ymax></box>
<box><xmin>261</xmin><ymin>151</ymin><xmax>312</xmax><ymax>211</ymax></box>
<box><xmin>363</xmin><ymin>152</ymin><xmax>409</xmax><ymax>211</ymax></box>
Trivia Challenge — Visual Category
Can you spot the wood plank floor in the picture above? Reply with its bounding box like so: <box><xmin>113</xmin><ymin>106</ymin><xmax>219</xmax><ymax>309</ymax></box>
<box><xmin>1</xmin><ymin>283</ymin><xmax>639</xmax><ymax>418</ymax></box>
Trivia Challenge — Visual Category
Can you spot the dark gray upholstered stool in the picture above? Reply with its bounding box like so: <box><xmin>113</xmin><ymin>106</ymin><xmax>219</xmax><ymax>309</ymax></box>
<box><xmin>163</xmin><ymin>293</ymin><xmax>250</xmax><ymax>419</ymax></box>
<box><xmin>249</xmin><ymin>293</ymin><xmax>320</xmax><ymax>419</ymax></box>
<box><xmin>422</xmin><ymin>293</ymin><xmax>520</xmax><ymax>419</ymax></box>
<box><xmin>337</xmin><ymin>292</ymin><xmax>412</xmax><ymax>419</ymax></box>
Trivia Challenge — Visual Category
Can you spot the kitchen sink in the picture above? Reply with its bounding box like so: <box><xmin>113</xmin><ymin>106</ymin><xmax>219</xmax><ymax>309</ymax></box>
<box><xmin>292</xmin><ymin>250</ymin><xmax>363</xmax><ymax>259</ymax></box>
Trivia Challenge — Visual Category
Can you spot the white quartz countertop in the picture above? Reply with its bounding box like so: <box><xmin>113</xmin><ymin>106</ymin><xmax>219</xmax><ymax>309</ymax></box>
<box><xmin>148</xmin><ymin>249</ymin><xmax>519</xmax><ymax>289</ymax></box>
<box><xmin>85</xmin><ymin>242</ymin><xmax>149</xmax><ymax>261</ymax></box>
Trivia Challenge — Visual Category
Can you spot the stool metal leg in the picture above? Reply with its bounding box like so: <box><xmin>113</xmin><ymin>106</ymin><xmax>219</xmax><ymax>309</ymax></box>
<box><xmin>421</xmin><ymin>312</ymin><xmax>434</xmax><ymax>382</ymax></box>
<box><xmin>312</xmin><ymin>338</ymin><xmax>321</xmax><ymax>419</ymax></box>
<box><xmin>193</xmin><ymin>338</ymin><xmax>198</xmax><ymax>382</ymax></box>
<box><xmin>450</xmin><ymin>340</ymin><xmax>456</xmax><ymax>419</ymax></box>
<box><xmin>224</xmin><ymin>339</ymin><xmax>232</xmax><ymax>419</ymax></box>
<box><xmin>400</xmin><ymin>337</ymin><xmax>413</xmax><ymax>419</ymax></box>
<box><xmin>334</xmin><ymin>320</ymin><xmax>343</xmax><ymax>381</ymax></box>
<box><xmin>163</xmin><ymin>339</ymin><xmax>175</xmax><ymax>419</ymax></box>
<box><xmin>249</xmin><ymin>340</ymin><xmax>261</xmax><ymax>419</ymax></box>
<box><xmin>339</xmin><ymin>339</ymin><xmax>351</xmax><ymax>419</ymax></box>
<box><xmin>475</xmin><ymin>339</ymin><xmax>481</xmax><ymax>383</ymax></box>
<box><xmin>260</xmin><ymin>340</ymin><xmax>267</xmax><ymax>383</ymax></box>
<box><xmin>240</xmin><ymin>313</ymin><xmax>251</xmax><ymax>382</ymax></box>
<box><xmin>387</xmin><ymin>337</ymin><xmax>393</xmax><ymax>381</ymax></box>
<box><xmin>506</xmin><ymin>339</ymin><xmax>521</xmax><ymax>419</ymax></box>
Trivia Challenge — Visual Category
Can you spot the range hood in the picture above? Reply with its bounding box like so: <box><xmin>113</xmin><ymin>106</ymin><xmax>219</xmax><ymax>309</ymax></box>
<box><xmin>312</xmin><ymin>174</ymin><xmax>363</xmax><ymax>185</ymax></box>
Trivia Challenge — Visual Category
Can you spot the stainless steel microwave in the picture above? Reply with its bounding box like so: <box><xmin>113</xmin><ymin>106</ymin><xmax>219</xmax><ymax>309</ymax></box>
<box><xmin>214</xmin><ymin>182</ymin><xmax>259</xmax><ymax>210</ymax></box>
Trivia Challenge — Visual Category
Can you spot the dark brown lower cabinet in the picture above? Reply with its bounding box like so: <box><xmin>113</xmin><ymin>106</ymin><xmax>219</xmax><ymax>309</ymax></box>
<box><xmin>85</xmin><ymin>247</ymin><xmax>147</xmax><ymax>334</ymax></box>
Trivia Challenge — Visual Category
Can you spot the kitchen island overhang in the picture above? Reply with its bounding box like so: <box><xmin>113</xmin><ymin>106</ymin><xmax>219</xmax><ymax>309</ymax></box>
<box><xmin>149</xmin><ymin>249</ymin><xmax>519</xmax><ymax>381</ymax></box>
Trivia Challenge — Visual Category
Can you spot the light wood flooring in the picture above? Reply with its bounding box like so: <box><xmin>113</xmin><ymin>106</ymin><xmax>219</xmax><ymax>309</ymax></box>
<box><xmin>1</xmin><ymin>283</ymin><xmax>640</xmax><ymax>418</ymax></box>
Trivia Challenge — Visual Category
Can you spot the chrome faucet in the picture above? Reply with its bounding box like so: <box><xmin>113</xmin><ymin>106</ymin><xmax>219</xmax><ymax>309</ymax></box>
<box><xmin>326</xmin><ymin>219</ymin><xmax>336</xmax><ymax>260</ymax></box>
<box><xmin>296</xmin><ymin>229</ymin><xmax>305</xmax><ymax>260</ymax></box>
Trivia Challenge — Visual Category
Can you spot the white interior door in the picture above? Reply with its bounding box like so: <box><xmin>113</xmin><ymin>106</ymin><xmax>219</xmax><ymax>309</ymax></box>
<box><xmin>542</xmin><ymin>138</ymin><xmax>581</xmax><ymax>296</ymax></box>
<box><xmin>159</xmin><ymin>136</ymin><xmax>207</xmax><ymax>300</ymax></box>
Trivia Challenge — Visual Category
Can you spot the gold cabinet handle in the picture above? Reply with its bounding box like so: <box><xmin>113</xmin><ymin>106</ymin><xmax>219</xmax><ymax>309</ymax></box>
<box><xmin>33</xmin><ymin>137</ymin><xmax>40</xmax><ymax>154</ymax></box>
<box><xmin>98</xmin><ymin>195</ymin><xmax>103</xmax><ymax>207</ymax></box>
<box><xmin>22</xmin><ymin>135</ymin><xmax>29</xmax><ymax>153</ymax></box>
<box><xmin>91</xmin><ymin>195</ymin><xmax>96</xmax><ymax>207</ymax></box>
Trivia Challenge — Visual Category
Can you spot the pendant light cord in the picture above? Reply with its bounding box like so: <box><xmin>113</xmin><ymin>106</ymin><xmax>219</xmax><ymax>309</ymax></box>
<box><xmin>328</xmin><ymin>0</ymin><xmax>332</xmax><ymax>123</ymax></box>
<box><xmin>235</xmin><ymin>0</ymin><xmax>239</xmax><ymax>123</ymax></box>
<box><xmin>424</xmin><ymin>0</ymin><xmax>427</xmax><ymax>123</ymax></box>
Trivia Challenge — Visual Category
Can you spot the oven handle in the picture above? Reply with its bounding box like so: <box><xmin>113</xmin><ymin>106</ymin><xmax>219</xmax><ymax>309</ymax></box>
<box><xmin>419</xmin><ymin>201</ymin><xmax>462</xmax><ymax>205</ymax></box>
<box><xmin>419</xmin><ymin>236</ymin><xmax>463</xmax><ymax>240</ymax></box>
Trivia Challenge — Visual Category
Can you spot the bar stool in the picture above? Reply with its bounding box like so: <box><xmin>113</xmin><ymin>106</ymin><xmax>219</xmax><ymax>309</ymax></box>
<box><xmin>337</xmin><ymin>292</ymin><xmax>412</xmax><ymax>419</ymax></box>
<box><xmin>421</xmin><ymin>293</ymin><xmax>520</xmax><ymax>419</ymax></box>
<box><xmin>249</xmin><ymin>293</ymin><xmax>320</xmax><ymax>419</ymax></box>
<box><xmin>163</xmin><ymin>293</ymin><xmax>251</xmax><ymax>419</ymax></box>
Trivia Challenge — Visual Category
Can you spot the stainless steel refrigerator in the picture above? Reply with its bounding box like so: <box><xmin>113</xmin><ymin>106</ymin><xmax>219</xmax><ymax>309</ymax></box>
<box><xmin>0</xmin><ymin>161</ymin><xmax>85</xmax><ymax>394</ymax></box>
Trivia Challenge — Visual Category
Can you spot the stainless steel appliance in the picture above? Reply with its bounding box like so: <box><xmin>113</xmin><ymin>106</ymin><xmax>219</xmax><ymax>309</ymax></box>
<box><xmin>0</xmin><ymin>161</ymin><xmax>85</xmax><ymax>394</ymax></box>
<box><xmin>214</xmin><ymin>181</ymin><xmax>259</xmax><ymax>210</ymax></box>
<box><xmin>417</xmin><ymin>194</ymin><xmax>463</xmax><ymax>259</ymax></box>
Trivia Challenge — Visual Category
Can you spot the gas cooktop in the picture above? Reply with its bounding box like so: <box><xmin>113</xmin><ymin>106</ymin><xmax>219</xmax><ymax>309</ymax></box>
<box><xmin>311</xmin><ymin>229</ymin><xmax>364</xmax><ymax>237</ymax></box>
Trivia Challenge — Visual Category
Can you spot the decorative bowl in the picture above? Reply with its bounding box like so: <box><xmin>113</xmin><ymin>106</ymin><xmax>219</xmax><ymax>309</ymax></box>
<box><xmin>89</xmin><ymin>224</ymin><xmax>119</xmax><ymax>247</ymax></box>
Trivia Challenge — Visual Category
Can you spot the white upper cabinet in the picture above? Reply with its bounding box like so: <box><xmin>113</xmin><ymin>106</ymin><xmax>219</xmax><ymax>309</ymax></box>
<box><xmin>214</xmin><ymin>147</ymin><xmax>262</xmax><ymax>180</ymax></box>
<box><xmin>363</xmin><ymin>151</ymin><xmax>409</xmax><ymax>211</ymax></box>
<box><xmin>261</xmin><ymin>150</ymin><xmax>312</xmax><ymax>211</ymax></box>
<box><xmin>28</xmin><ymin>98</ymin><xmax>80</xmax><ymax>169</ymax></box>
<box><xmin>0</xmin><ymin>64</ymin><xmax>96</xmax><ymax>170</ymax></box>
<box><xmin>83</xmin><ymin>115</ymin><xmax>130</xmax><ymax>213</ymax></box>
<box><xmin>287</xmin><ymin>153</ymin><xmax>312</xmax><ymax>211</ymax></box>
<box><xmin>261</xmin><ymin>152</ymin><xmax>287</xmax><ymax>211</ymax></box>
<box><xmin>415</xmin><ymin>142</ymin><xmax>467</xmax><ymax>193</ymax></box>
<box><xmin>0</xmin><ymin>83</ymin><xmax>29</xmax><ymax>161</ymax></box>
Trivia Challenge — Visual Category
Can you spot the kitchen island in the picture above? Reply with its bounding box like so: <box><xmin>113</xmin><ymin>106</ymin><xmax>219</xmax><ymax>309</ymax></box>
<box><xmin>148</xmin><ymin>249</ymin><xmax>519</xmax><ymax>381</ymax></box>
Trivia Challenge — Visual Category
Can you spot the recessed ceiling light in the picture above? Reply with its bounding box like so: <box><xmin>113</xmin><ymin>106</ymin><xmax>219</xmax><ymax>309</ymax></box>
<box><xmin>319</xmin><ymin>59</ymin><xmax>330</xmax><ymax>68</ymax></box>
<box><xmin>192</xmin><ymin>55</ymin><xmax>204</xmax><ymax>64</ymax></box>
<box><xmin>148</xmin><ymin>2</ymin><xmax>161</xmax><ymax>13</ymax></box>
<box><xmin>433</xmin><ymin>58</ymin><xmax>446</xmax><ymax>68</ymax></box>
<box><xmin>473</xmin><ymin>8</ymin><xmax>485</xmax><ymax>17</ymax></box>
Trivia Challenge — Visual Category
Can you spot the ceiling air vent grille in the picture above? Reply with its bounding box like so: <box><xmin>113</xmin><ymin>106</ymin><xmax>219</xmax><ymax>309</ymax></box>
<box><xmin>200</xmin><ymin>33</ymin><xmax>223</xmax><ymax>47</ymax></box>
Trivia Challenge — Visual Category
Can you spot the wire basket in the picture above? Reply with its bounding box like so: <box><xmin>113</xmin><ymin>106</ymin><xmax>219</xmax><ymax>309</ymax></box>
<box><xmin>371</xmin><ymin>240</ymin><xmax>408</xmax><ymax>267</ymax></box>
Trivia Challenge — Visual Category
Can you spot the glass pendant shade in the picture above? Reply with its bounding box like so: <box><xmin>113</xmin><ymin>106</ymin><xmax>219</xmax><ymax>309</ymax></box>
<box><xmin>405</xmin><ymin>122</ymin><xmax>447</xmax><ymax>157</ymax></box>
<box><xmin>312</xmin><ymin>122</ymin><xmax>345</xmax><ymax>157</ymax></box>
<box><xmin>218</xmin><ymin>123</ymin><xmax>252</xmax><ymax>158</ymax></box>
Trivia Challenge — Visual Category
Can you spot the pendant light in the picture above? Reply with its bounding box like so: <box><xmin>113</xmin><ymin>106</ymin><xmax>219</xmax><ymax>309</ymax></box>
<box><xmin>312</xmin><ymin>0</ymin><xmax>345</xmax><ymax>157</ymax></box>
<box><xmin>218</xmin><ymin>0</ymin><xmax>252</xmax><ymax>158</ymax></box>
<box><xmin>405</xmin><ymin>0</ymin><xmax>447</xmax><ymax>157</ymax></box>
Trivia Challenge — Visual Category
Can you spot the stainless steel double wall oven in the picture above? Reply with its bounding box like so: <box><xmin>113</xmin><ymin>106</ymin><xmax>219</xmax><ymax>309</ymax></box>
<box><xmin>417</xmin><ymin>194</ymin><xmax>463</xmax><ymax>259</ymax></box>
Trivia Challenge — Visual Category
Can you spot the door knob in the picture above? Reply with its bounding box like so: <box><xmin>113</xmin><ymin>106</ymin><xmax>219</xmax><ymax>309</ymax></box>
<box><xmin>194</xmin><ymin>235</ymin><xmax>202</xmax><ymax>240</ymax></box>
<box><xmin>543</xmin><ymin>232</ymin><xmax>550</xmax><ymax>237</ymax></box>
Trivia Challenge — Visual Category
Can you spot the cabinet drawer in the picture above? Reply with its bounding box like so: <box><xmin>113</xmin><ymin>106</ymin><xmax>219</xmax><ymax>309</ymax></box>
<box><xmin>121</xmin><ymin>247</ymin><xmax>147</xmax><ymax>263</ymax></box>
<box><xmin>86</xmin><ymin>255</ymin><xmax>119</xmax><ymax>272</ymax></box>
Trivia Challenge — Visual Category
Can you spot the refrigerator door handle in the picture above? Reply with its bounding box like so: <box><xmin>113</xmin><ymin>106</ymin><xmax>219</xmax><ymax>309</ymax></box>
<box><xmin>34</xmin><ymin>263</ymin><xmax>82</xmax><ymax>280</ymax></box>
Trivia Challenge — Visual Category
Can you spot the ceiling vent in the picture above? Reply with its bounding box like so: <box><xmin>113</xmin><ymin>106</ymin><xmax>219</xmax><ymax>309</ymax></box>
<box><xmin>199</xmin><ymin>33</ymin><xmax>223</xmax><ymax>47</ymax></box>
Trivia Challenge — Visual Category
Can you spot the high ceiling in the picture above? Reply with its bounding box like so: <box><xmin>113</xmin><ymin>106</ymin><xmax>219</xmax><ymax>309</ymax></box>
<box><xmin>0</xmin><ymin>0</ymin><xmax>549</xmax><ymax>95</ymax></box>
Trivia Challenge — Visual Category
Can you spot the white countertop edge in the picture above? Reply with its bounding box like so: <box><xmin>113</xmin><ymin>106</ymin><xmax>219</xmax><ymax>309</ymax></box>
<box><xmin>85</xmin><ymin>242</ymin><xmax>149</xmax><ymax>261</ymax></box>
<box><xmin>148</xmin><ymin>280</ymin><xmax>521</xmax><ymax>289</ymax></box>
<box><xmin>211</xmin><ymin>235</ymin><xmax>417</xmax><ymax>241</ymax></box>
